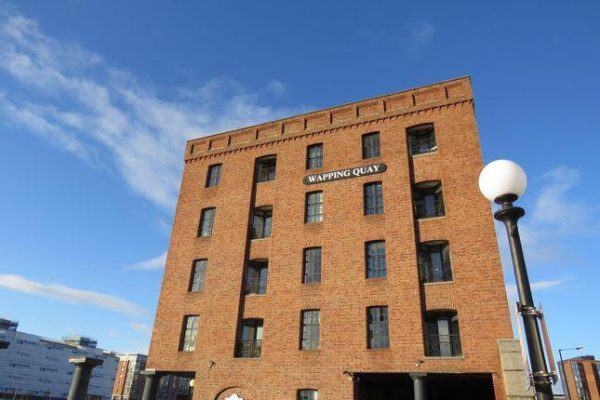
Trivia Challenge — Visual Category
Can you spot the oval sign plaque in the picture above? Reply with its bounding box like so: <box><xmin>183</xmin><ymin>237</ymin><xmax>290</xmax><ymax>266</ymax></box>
<box><xmin>303</xmin><ymin>163</ymin><xmax>387</xmax><ymax>185</ymax></box>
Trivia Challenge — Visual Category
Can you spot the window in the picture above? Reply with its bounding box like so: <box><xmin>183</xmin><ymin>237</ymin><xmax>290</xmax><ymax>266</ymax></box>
<box><xmin>301</xmin><ymin>310</ymin><xmax>320</xmax><ymax>350</ymax></box>
<box><xmin>298</xmin><ymin>389</ymin><xmax>318</xmax><ymax>400</ymax></box>
<box><xmin>413</xmin><ymin>181</ymin><xmax>445</xmax><ymax>218</ymax></box>
<box><xmin>367</xmin><ymin>306</ymin><xmax>389</xmax><ymax>349</ymax></box>
<box><xmin>306</xmin><ymin>144</ymin><xmax>323</xmax><ymax>170</ymax></box>
<box><xmin>305</xmin><ymin>191</ymin><xmax>323</xmax><ymax>223</ymax></box>
<box><xmin>418</xmin><ymin>241</ymin><xmax>452</xmax><ymax>283</ymax></box>
<box><xmin>245</xmin><ymin>260</ymin><xmax>268</xmax><ymax>295</ymax></box>
<box><xmin>180</xmin><ymin>316</ymin><xmax>199</xmax><ymax>352</ymax></box>
<box><xmin>366</xmin><ymin>241</ymin><xmax>386</xmax><ymax>278</ymax></box>
<box><xmin>252</xmin><ymin>206</ymin><xmax>272</xmax><ymax>239</ymax></box>
<box><xmin>198</xmin><ymin>208</ymin><xmax>215</xmax><ymax>237</ymax></box>
<box><xmin>424</xmin><ymin>311</ymin><xmax>461</xmax><ymax>357</ymax></box>
<box><xmin>364</xmin><ymin>182</ymin><xmax>384</xmax><ymax>215</ymax></box>
<box><xmin>236</xmin><ymin>319</ymin><xmax>263</xmax><ymax>358</ymax></box>
<box><xmin>189</xmin><ymin>259</ymin><xmax>207</xmax><ymax>292</ymax></box>
<box><xmin>255</xmin><ymin>155</ymin><xmax>277</xmax><ymax>183</ymax></box>
<box><xmin>362</xmin><ymin>132</ymin><xmax>381</xmax><ymax>159</ymax></box>
<box><xmin>205</xmin><ymin>164</ymin><xmax>222</xmax><ymax>187</ymax></box>
<box><xmin>303</xmin><ymin>247</ymin><xmax>322</xmax><ymax>284</ymax></box>
<box><xmin>407</xmin><ymin>124</ymin><xmax>437</xmax><ymax>156</ymax></box>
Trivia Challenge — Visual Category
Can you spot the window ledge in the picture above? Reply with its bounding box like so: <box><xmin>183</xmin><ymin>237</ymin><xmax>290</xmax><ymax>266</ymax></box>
<box><xmin>245</xmin><ymin>293</ymin><xmax>267</xmax><ymax>297</ymax></box>
<box><xmin>250</xmin><ymin>237</ymin><xmax>270</xmax><ymax>242</ymax></box>
<box><xmin>423</xmin><ymin>280</ymin><xmax>453</xmax><ymax>286</ymax></box>
<box><xmin>417</xmin><ymin>215</ymin><xmax>446</xmax><ymax>222</ymax></box>
<box><xmin>411</xmin><ymin>150</ymin><xmax>438</xmax><ymax>159</ymax></box>
<box><xmin>424</xmin><ymin>355</ymin><xmax>464</xmax><ymax>360</ymax></box>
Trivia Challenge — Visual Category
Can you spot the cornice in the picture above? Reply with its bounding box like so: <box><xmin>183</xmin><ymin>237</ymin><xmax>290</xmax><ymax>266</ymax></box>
<box><xmin>184</xmin><ymin>77</ymin><xmax>473</xmax><ymax>163</ymax></box>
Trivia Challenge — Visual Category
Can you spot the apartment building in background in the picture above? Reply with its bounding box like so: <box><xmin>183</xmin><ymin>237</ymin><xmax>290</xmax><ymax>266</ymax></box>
<box><xmin>112</xmin><ymin>354</ymin><xmax>148</xmax><ymax>400</ymax></box>
<box><xmin>143</xmin><ymin>77</ymin><xmax>532</xmax><ymax>400</ymax></box>
<box><xmin>558</xmin><ymin>355</ymin><xmax>600</xmax><ymax>400</ymax></box>
<box><xmin>0</xmin><ymin>318</ymin><xmax>118</xmax><ymax>400</ymax></box>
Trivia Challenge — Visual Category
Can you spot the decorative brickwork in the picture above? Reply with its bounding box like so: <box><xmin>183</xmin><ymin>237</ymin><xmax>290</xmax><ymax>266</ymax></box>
<box><xmin>147</xmin><ymin>77</ymin><xmax>514</xmax><ymax>400</ymax></box>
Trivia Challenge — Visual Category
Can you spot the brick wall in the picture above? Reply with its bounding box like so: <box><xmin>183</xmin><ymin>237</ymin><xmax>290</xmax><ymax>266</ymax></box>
<box><xmin>147</xmin><ymin>77</ymin><xmax>514</xmax><ymax>400</ymax></box>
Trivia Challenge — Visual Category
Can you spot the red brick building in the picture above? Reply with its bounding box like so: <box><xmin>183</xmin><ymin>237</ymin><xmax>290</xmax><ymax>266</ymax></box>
<box><xmin>143</xmin><ymin>77</ymin><xmax>524</xmax><ymax>400</ymax></box>
<box><xmin>559</xmin><ymin>356</ymin><xmax>600</xmax><ymax>400</ymax></box>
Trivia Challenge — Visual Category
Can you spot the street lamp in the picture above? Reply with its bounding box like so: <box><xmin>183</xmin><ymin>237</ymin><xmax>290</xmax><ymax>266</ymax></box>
<box><xmin>479</xmin><ymin>160</ymin><xmax>554</xmax><ymax>400</ymax></box>
<box><xmin>558</xmin><ymin>347</ymin><xmax>583</xmax><ymax>400</ymax></box>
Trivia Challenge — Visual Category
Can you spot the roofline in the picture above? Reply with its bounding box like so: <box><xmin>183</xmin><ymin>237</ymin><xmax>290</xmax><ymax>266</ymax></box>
<box><xmin>186</xmin><ymin>76</ymin><xmax>471</xmax><ymax>143</ymax></box>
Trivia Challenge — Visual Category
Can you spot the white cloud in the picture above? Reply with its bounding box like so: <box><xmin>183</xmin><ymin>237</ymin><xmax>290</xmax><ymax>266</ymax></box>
<box><xmin>129</xmin><ymin>322</ymin><xmax>153</xmax><ymax>336</ymax></box>
<box><xmin>266</xmin><ymin>79</ymin><xmax>287</xmax><ymax>96</ymax></box>
<box><xmin>128</xmin><ymin>251</ymin><xmax>167</xmax><ymax>271</ymax></box>
<box><xmin>406</xmin><ymin>21</ymin><xmax>435</xmax><ymax>46</ymax></box>
<box><xmin>0</xmin><ymin>10</ymin><xmax>306</xmax><ymax>210</ymax></box>
<box><xmin>0</xmin><ymin>274</ymin><xmax>146</xmax><ymax>316</ymax></box>
<box><xmin>505</xmin><ymin>279</ymin><xmax>563</xmax><ymax>299</ymax></box>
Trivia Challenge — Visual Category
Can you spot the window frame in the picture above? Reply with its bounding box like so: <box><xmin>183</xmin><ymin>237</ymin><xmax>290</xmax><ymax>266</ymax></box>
<box><xmin>189</xmin><ymin>259</ymin><xmax>208</xmax><ymax>292</ymax></box>
<box><xmin>255</xmin><ymin>155</ymin><xmax>277</xmax><ymax>183</ymax></box>
<box><xmin>306</xmin><ymin>143</ymin><xmax>324</xmax><ymax>170</ymax></box>
<box><xmin>198</xmin><ymin>207</ymin><xmax>216</xmax><ymax>237</ymax></box>
<box><xmin>252</xmin><ymin>206</ymin><xmax>273</xmax><ymax>239</ymax></box>
<box><xmin>300</xmin><ymin>309</ymin><xmax>320</xmax><ymax>351</ymax></box>
<box><xmin>297</xmin><ymin>389</ymin><xmax>319</xmax><ymax>400</ymax></box>
<box><xmin>366</xmin><ymin>240</ymin><xmax>387</xmax><ymax>279</ymax></box>
<box><xmin>367</xmin><ymin>306</ymin><xmax>390</xmax><ymax>349</ymax></box>
<box><xmin>364</xmin><ymin>181</ymin><xmax>384</xmax><ymax>215</ymax></box>
<box><xmin>303</xmin><ymin>247</ymin><xmax>322</xmax><ymax>284</ymax></box>
<box><xmin>205</xmin><ymin>164</ymin><xmax>222</xmax><ymax>188</ymax></box>
<box><xmin>305</xmin><ymin>191</ymin><xmax>323</xmax><ymax>224</ymax></box>
<box><xmin>362</xmin><ymin>132</ymin><xmax>381</xmax><ymax>160</ymax></box>
<box><xmin>407</xmin><ymin>124</ymin><xmax>437</xmax><ymax>156</ymax></box>
<box><xmin>180</xmin><ymin>315</ymin><xmax>199</xmax><ymax>352</ymax></box>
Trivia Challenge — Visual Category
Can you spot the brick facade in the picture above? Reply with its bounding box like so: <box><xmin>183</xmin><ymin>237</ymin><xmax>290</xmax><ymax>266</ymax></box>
<box><xmin>146</xmin><ymin>77</ymin><xmax>515</xmax><ymax>399</ymax></box>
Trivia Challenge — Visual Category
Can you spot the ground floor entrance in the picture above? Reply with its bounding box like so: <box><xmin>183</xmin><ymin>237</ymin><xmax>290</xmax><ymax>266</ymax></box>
<box><xmin>354</xmin><ymin>372</ymin><xmax>495</xmax><ymax>400</ymax></box>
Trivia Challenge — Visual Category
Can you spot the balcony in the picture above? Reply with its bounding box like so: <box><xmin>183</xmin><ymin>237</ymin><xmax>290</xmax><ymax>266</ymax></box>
<box><xmin>244</xmin><ymin>277</ymin><xmax>267</xmax><ymax>295</ymax></box>
<box><xmin>419</xmin><ymin>261</ymin><xmax>453</xmax><ymax>283</ymax></box>
<box><xmin>413</xmin><ymin>181</ymin><xmax>445</xmax><ymax>219</ymax></box>
<box><xmin>425</xmin><ymin>334</ymin><xmax>462</xmax><ymax>357</ymax></box>
<box><xmin>235</xmin><ymin>340</ymin><xmax>262</xmax><ymax>358</ymax></box>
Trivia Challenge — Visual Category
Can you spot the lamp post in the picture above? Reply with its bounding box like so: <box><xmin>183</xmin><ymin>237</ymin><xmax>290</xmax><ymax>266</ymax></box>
<box><xmin>479</xmin><ymin>160</ymin><xmax>554</xmax><ymax>400</ymax></box>
<box><xmin>558</xmin><ymin>347</ymin><xmax>583</xmax><ymax>400</ymax></box>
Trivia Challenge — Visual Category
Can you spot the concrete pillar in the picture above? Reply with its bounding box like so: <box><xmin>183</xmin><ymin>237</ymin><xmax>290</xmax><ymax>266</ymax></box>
<box><xmin>67</xmin><ymin>357</ymin><xmax>103</xmax><ymax>400</ymax></box>
<box><xmin>411</xmin><ymin>373</ymin><xmax>427</xmax><ymax>400</ymax></box>
<box><xmin>141</xmin><ymin>369</ymin><xmax>160</xmax><ymax>400</ymax></box>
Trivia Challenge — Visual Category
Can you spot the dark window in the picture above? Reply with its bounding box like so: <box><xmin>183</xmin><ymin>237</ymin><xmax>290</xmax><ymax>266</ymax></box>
<box><xmin>256</xmin><ymin>156</ymin><xmax>277</xmax><ymax>183</ymax></box>
<box><xmin>180</xmin><ymin>316</ymin><xmax>199</xmax><ymax>352</ymax></box>
<box><xmin>407</xmin><ymin>124</ymin><xmax>437</xmax><ymax>156</ymax></box>
<box><xmin>301</xmin><ymin>310</ymin><xmax>320</xmax><ymax>350</ymax></box>
<box><xmin>298</xmin><ymin>389</ymin><xmax>318</xmax><ymax>400</ymax></box>
<box><xmin>252</xmin><ymin>206</ymin><xmax>272</xmax><ymax>239</ymax></box>
<box><xmin>418</xmin><ymin>241</ymin><xmax>452</xmax><ymax>283</ymax></box>
<box><xmin>362</xmin><ymin>132</ymin><xmax>381</xmax><ymax>159</ymax></box>
<box><xmin>367</xmin><ymin>306</ymin><xmax>389</xmax><ymax>349</ymax></box>
<box><xmin>245</xmin><ymin>260</ymin><xmax>268</xmax><ymax>295</ymax></box>
<box><xmin>364</xmin><ymin>182</ymin><xmax>384</xmax><ymax>215</ymax></box>
<box><xmin>366</xmin><ymin>241</ymin><xmax>386</xmax><ymax>278</ymax></box>
<box><xmin>236</xmin><ymin>319</ymin><xmax>263</xmax><ymax>358</ymax></box>
<box><xmin>189</xmin><ymin>259</ymin><xmax>207</xmax><ymax>292</ymax></box>
<box><xmin>198</xmin><ymin>208</ymin><xmax>215</xmax><ymax>237</ymax></box>
<box><xmin>205</xmin><ymin>164</ymin><xmax>222</xmax><ymax>187</ymax></box>
<box><xmin>303</xmin><ymin>247</ymin><xmax>322</xmax><ymax>284</ymax></box>
<box><xmin>425</xmin><ymin>311</ymin><xmax>461</xmax><ymax>357</ymax></box>
<box><xmin>306</xmin><ymin>144</ymin><xmax>323</xmax><ymax>170</ymax></box>
<box><xmin>305</xmin><ymin>191</ymin><xmax>323</xmax><ymax>223</ymax></box>
<box><xmin>413</xmin><ymin>181</ymin><xmax>445</xmax><ymax>218</ymax></box>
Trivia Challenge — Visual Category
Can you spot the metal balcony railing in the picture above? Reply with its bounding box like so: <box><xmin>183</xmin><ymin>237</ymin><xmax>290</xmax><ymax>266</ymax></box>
<box><xmin>244</xmin><ymin>278</ymin><xmax>267</xmax><ymax>295</ymax></box>
<box><xmin>235</xmin><ymin>340</ymin><xmax>262</xmax><ymax>358</ymax></box>
<box><xmin>419</xmin><ymin>261</ymin><xmax>453</xmax><ymax>283</ymax></box>
<box><xmin>425</xmin><ymin>334</ymin><xmax>462</xmax><ymax>357</ymax></box>
<box><xmin>409</xmin><ymin>136</ymin><xmax>437</xmax><ymax>155</ymax></box>
<box><xmin>414</xmin><ymin>198</ymin><xmax>445</xmax><ymax>218</ymax></box>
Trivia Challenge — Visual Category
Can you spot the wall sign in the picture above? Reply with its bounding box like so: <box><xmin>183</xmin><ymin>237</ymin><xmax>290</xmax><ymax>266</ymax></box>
<box><xmin>303</xmin><ymin>163</ymin><xmax>387</xmax><ymax>185</ymax></box>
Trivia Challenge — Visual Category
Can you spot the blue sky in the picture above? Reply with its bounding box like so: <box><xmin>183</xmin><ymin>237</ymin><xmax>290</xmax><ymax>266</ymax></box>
<box><xmin>0</xmin><ymin>0</ymin><xmax>598</xmax><ymax>369</ymax></box>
